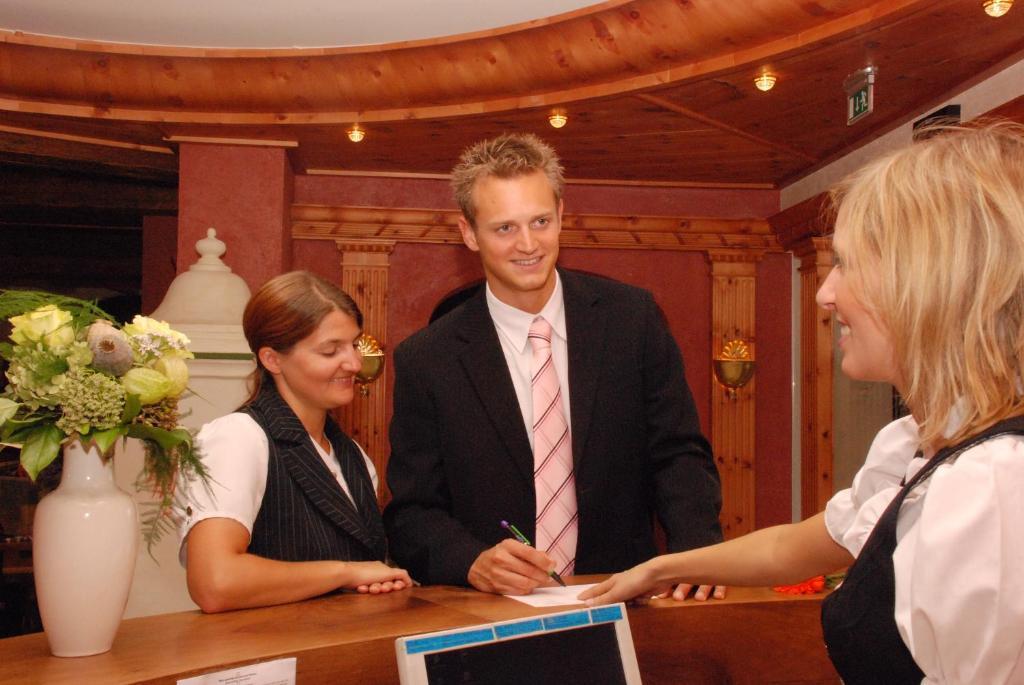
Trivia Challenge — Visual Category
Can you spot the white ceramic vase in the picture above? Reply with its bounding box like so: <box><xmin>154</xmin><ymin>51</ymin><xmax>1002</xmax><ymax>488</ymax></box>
<box><xmin>33</xmin><ymin>439</ymin><xmax>139</xmax><ymax>657</ymax></box>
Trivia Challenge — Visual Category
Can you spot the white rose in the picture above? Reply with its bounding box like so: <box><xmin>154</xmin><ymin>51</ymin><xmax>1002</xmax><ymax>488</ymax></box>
<box><xmin>9</xmin><ymin>305</ymin><xmax>75</xmax><ymax>348</ymax></box>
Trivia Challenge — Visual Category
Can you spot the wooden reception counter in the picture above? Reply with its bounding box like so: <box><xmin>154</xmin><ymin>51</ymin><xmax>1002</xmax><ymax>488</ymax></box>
<box><xmin>0</xmin><ymin>578</ymin><xmax>839</xmax><ymax>684</ymax></box>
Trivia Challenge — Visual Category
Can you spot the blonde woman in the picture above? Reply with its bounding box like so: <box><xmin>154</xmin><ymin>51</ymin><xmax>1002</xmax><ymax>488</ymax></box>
<box><xmin>581</xmin><ymin>123</ymin><xmax>1024</xmax><ymax>684</ymax></box>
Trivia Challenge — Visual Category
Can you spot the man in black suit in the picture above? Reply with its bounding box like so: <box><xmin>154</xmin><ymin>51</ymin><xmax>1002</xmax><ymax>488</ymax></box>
<box><xmin>384</xmin><ymin>133</ymin><xmax>723</xmax><ymax>598</ymax></box>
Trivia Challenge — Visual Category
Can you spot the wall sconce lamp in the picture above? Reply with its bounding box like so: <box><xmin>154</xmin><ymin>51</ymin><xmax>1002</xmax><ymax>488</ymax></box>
<box><xmin>355</xmin><ymin>333</ymin><xmax>385</xmax><ymax>396</ymax></box>
<box><xmin>983</xmin><ymin>0</ymin><xmax>1013</xmax><ymax>16</ymax></box>
<box><xmin>347</xmin><ymin>124</ymin><xmax>366</xmax><ymax>143</ymax></box>
<box><xmin>713</xmin><ymin>339</ymin><xmax>755</xmax><ymax>399</ymax></box>
<box><xmin>548</xmin><ymin>109</ymin><xmax>569</xmax><ymax>129</ymax></box>
<box><xmin>754</xmin><ymin>72</ymin><xmax>777</xmax><ymax>92</ymax></box>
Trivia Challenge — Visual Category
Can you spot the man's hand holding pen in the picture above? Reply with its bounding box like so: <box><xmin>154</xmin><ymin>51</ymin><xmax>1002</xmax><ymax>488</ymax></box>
<box><xmin>467</xmin><ymin>538</ymin><xmax>562</xmax><ymax>595</ymax></box>
<box><xmin>500</xmin><ymin>520</ymin><xmax>566</xmax><ymax>587</ymax></box>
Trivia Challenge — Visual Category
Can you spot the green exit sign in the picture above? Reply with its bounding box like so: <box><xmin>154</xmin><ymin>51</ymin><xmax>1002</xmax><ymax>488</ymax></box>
<box><xmin>845</xmin><ymin>67</ymin><xmax>876</xmax><ymax>126</ymax></box>
<box><xmin>848</xmin><ymin>86</ymin><xmax>871</xmax><ymax>123</ymax></box>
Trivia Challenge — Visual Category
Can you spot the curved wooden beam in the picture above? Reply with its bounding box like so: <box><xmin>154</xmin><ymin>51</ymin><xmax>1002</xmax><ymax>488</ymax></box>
<box><xmin>0</xmin><ymin>0</ymin><xmax>927</xmax><ymax>125</ymax></box>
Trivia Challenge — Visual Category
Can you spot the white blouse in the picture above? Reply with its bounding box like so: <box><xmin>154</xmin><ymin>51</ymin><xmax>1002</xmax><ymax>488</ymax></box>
<box><xmin>825</xmin><ymin>415</ymin><xmax>1024</xmax><ymax>684</ymax></box>
<box><xmin>176</xmin><ymin>412</ymin><xmax>378</xmax><ymax>565</ymax></box>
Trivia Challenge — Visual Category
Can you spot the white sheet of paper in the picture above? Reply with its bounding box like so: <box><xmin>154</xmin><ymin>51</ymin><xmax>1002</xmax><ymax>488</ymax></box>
<box><xmin>504</xmin><ymin>583</ymin><xmax>596</xmax><ymax>607</ymax></box>
<box><xmin>177</xmin><ymin>657</ymin><xmax>296</xmax><ymax>685</ymax></box>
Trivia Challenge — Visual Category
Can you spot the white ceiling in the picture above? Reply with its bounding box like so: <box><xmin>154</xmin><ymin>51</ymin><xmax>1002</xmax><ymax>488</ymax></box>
<box><xmin>0</xmin><ymin>0</ymin><xmax>602</xmax><ymax>49</ymax></box>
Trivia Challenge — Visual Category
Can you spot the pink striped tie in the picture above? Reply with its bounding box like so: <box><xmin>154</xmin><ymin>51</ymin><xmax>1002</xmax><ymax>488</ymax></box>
<box><xmin>528</xmin><ymin>316</ymin><xmax>577</xmax><ymax>577</ymax></box>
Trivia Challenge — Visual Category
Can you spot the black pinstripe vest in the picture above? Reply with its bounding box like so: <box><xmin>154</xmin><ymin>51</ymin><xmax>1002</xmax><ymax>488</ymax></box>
<box><xmin>242</xmin><ymin>384</ymin><xmax>388</xmax><ymax>563</ymax></box>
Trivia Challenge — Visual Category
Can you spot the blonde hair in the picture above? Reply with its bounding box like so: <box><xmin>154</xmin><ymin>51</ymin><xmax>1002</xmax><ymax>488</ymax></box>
<box><xmin>831</xmin><ymin>121</ymin><xmax>1024</xmax><ymax>450</ymax></box>
<box><xmin>451</xmin><ymin>133</ymin><xmax>565</xmax><ymax>226</ymax></box>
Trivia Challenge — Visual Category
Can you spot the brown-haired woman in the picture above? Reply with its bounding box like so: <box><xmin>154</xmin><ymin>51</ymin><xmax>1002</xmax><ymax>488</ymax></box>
<box><xmin>178</xmin><ymin>270</ymin><xmax>410</xmax><ymax>613</ymax></box>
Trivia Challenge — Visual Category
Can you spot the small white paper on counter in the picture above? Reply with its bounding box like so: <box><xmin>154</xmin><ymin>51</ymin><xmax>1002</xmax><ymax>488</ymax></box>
<box><xmin>505</xmin><ymin>583</ymin><xmax>596</xmax><ymax>607</ymax></box>
<box><xmin>177</xmin><ymin>656</ymin><xmax>296</xmax><ymax>685</ymax></box>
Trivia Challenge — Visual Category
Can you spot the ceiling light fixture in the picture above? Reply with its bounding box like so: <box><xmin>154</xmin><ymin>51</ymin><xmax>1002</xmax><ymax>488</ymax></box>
<box><xmin>548</xmin><ymin>109</ymin><xmax>568</xmax><ymax>129</ymax></box>
<box><xmin>347</xmin><ymin>124</ymin><xmax>365</xmax><ymax>143</ymax></box>
<box><xmin>983</xmin><ymin>0</ymin><xmax>1013</xmax><ymax>16</ymax></box>
<box><xmin>754</xmin><ymin>72</ymin><xmax>777</xmax><ymax>92</ymax></box>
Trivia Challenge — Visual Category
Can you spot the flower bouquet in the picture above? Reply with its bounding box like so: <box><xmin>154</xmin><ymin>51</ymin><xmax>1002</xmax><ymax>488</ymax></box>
<box><xmin>0</xmin><ymin>290</ymin><xmax>207</xmax><ymax>547</ymax></box>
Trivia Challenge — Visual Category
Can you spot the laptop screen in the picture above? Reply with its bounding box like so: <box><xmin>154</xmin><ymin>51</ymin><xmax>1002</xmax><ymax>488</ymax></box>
<box><xmin>395</xmin><ymin>603</ymin><xmax>642</xmax><ymax>685</ymax></box>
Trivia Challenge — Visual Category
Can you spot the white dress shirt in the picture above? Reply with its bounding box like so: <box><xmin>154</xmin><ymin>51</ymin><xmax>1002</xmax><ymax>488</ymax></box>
<box><xmin>176</xmin><ymin>412</ymin><xmax>377</xmax><ymax>564</ymax></box>
<box><xmin>825</xmin><ymin>414</ymin><xmax>1024</xmax><ymax>684</ymax></box>
<box><xmin>485</xmin><ymin>273</ymin><xmax>571</xmax><ymax>450</ymax></box>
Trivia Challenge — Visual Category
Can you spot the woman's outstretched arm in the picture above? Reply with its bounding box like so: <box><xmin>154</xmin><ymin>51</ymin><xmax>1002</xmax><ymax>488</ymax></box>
<box><xmin>579</xmin><ymin>512</ymin><xmax>853</xmax><ymax>605</ymax></box>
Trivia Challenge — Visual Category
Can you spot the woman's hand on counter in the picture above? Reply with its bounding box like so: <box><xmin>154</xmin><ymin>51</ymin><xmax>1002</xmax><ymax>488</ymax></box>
<box><xmin>345</xmin><ymin>561</ymin><xmax>413</xmax><ymax>594</ymax></box>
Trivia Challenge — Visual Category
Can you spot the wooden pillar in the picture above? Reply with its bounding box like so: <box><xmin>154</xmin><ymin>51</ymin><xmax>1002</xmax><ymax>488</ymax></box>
<box><xmin>335</xmin><ymin>239</ymin><xmax>395</xmax><ymax>502</ymax></box>
<box><xmin>793</xmin><ymin>237</ymin><xmax>834</xmax><ymax>517</ymax></box>
<box><xmin>707</xmin><ymin>250</ymin><xmax>759</xmax><ymax>539</ymax></box>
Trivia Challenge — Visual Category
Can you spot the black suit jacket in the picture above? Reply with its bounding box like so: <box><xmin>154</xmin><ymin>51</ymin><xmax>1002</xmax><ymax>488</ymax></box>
<box><xmin>384</xmin><ymin>269</ymin><xmax>722</xmax><ymax>585</ymax></box>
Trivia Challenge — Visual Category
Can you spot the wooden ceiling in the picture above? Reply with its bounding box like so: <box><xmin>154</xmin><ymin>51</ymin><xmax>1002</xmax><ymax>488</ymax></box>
<box><xmin>1</xmin><ymin>0</ymin><xmax>1023</xmax><ymax>191</ymax></box>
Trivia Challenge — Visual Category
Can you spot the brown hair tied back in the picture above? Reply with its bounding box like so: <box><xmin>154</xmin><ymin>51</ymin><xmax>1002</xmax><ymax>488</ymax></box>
<box><xmin>240</xmin><ymin>270</ymin><xmax>362</xmax><ymax>406</ymax></box>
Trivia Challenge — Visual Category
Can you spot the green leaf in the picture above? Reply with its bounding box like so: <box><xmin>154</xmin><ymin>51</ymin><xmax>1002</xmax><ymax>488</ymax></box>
<box><xmin>1</xmin><ymin>408</ymin><xmax>60</xmax><ymax>441</ymax></box>
<box><xmin>0</xmin><ymin>289</ymin><xmax>115</xmax><ymax>329</ymax></box>
<box><xmin>3</xmin><ymin>418</ymin><xmax>51</xmax><ymax>443</ymax></box>
<box><xmin>121</xmin><ymin>393</ymin><xmax>142</xmax><ymax>423</ymax></box>
<box><xmin>87</xmin><ymin>425</ymin><xmax>128</xmax><ymax>456</ymax></box>
<box><xmin>0</xmin><ymin>398</ymin><xmax>18</xmax><ymax>427</ymax></box>
<box><xmin>20</xmin><ymin>424</ymin><xmax>64</xmax><ymax>480</ymax></box>
<box><xmin>2</xmin><ymin>412</ymin><xmax>53</xmax><ymax>431</ymax></box>
<box><xmin>0</xmin><ymin>342</ymin><xmax>13</xmax><ymax>361</ymax></box>
<box><xmin>33</xmin><ymin>355</ymin><xmax>69</xmax><ymax>379</ymax></box>
<box><xmin>3</xmin><ymin>425</ymin><xmax>31</xmax><ymax>444</ymax></box>
<box><xmin>126</xmin><ymin>423</ymin><xmax>190</xmax><ymax>452</ymax></box>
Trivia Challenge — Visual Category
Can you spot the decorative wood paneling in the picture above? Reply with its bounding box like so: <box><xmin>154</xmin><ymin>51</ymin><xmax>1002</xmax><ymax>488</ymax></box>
<box><xmin>708</xmin><ymin>250</ymin><xmax>759</xmax><ymax>538</ymax></box>
<box><xmin>634</xmin><ymin>93</ymin><xmax>818</xmax><ymax>163</ymax></box>
<box><xmin>0</xmin><ymin>123</ymin><xmax>173</xmax><ymax>154</ymax></box>
<box><xmin>793</xmin><ymin>237</ymin><xmax>834</xmax><ymax>517</ymax></box>
<box><xmin>0</xmin><ymin>1</ymin><xmax>902</xmax><ymax>122</ymax></box>
<box><xmin>772</xmin><ymin>195</ymin><xmax>835</xmax><ymax>518</ymax></box>
<box><xmin>991</xmin><ymin>92</ymin><xmax>1024</xmax><ymax>122</ymax></box>
<box><xmin>335</xmin><ymin>239</ymin><xmax>395</xmax><ymax>502</ymax></box>
<box><xmin>769</xmin><ymin>193</ymin><xmax>831</xmax><ymax>252</ymax></box>
<box><xmin>293</xmin><ymin>205</ymin><xmax>779</xmax><ymax>253</ymax></box>
<box><xmin>3</xmin><ymin>1</ymin><xmax>1023</xmax><ymax>187</ymax></box>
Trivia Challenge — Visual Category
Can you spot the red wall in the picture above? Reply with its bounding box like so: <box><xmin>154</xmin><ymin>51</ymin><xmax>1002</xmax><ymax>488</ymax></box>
<box><xmin>178</xmin><ymin>144</ymin><xmax>294</xmax><ymax>293</ymax></box>
<box><xmin>141</xmin><ymin>215</ymin><xmax>178</xmax><ymax>315</ymax></box>
<box><xmin>755</xmin><ymin>253</ymin><xmax>793</xmax><ymax>528</ymax></box>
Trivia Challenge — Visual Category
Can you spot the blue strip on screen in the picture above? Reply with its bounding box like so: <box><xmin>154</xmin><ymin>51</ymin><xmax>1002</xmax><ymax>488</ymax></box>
<box><xmin>405</xmin><ymin>628</ymin><xmax>496</xmax><ymax>655</ymax></box>
<box><xmin>542</xmin><ymin>610</ymin><xmax>591</xmax><ymax>630</ymax></box>
<box><xmin>590</xmin><ymin>605</ymin><xmax>623</xmax><ymax>623</ymax></box>
<box><xmin>404</xmin><ymin>605</ymin><xmax>625</xmax><ymax>655</ymax></box>
<box><xmin>494</xmin><ymin>618</ymin><xmax>545</xmax><ymax>638</ymax></box>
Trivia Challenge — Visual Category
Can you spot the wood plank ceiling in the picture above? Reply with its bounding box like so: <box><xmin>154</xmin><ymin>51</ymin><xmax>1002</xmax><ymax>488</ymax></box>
<box><xmin>0</xmin><ymin>0</ymin><xmax>1023</xmax><ymax>298</ymax></box>
<box><xmin>3</xmin><ymin>0</ymin><xmax>1023</xmax><ymax>184</ymax></box>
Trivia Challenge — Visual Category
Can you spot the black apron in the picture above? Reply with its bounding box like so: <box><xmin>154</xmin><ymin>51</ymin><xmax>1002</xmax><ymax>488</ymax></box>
<box><xmin>821</xmin><ymin>415</ymin><xmax>1024</xmax><ymax>684</ymax></box>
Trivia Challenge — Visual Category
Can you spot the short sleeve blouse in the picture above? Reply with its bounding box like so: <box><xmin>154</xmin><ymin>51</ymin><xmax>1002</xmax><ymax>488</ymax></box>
<box><xmin>176</xmin><ymin>412</ymin><xmax>377</xmax><ymax>564</ymax></box>
<box><xmin>825</xmin><ymin>415</ymin><xmax>1024</xmax><ymax>683</ymax></box>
